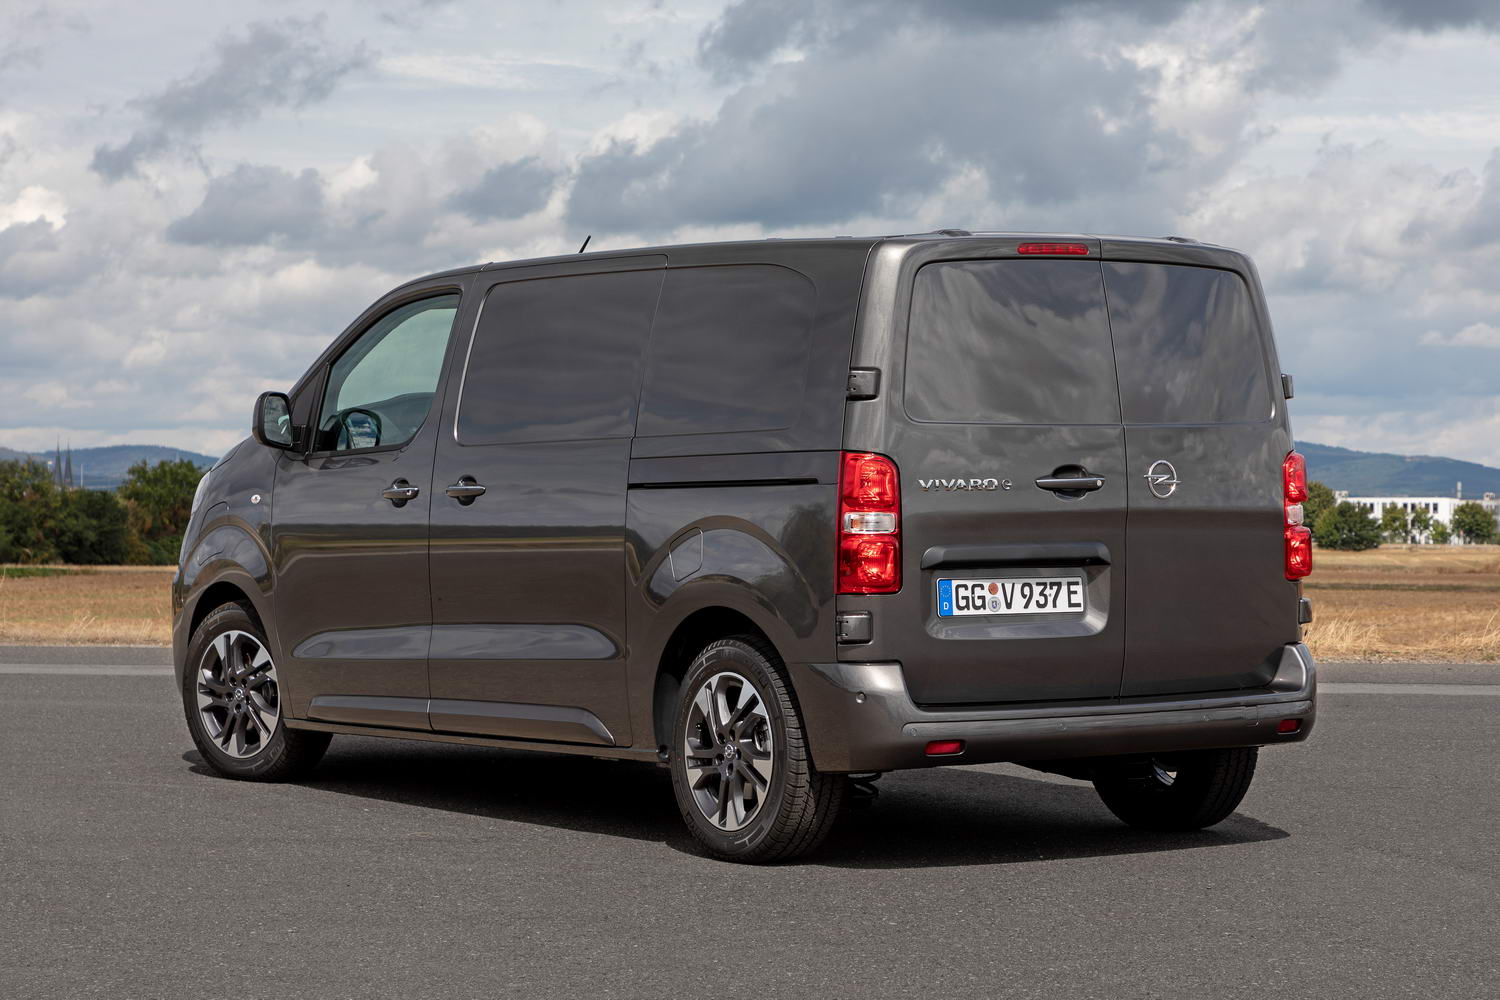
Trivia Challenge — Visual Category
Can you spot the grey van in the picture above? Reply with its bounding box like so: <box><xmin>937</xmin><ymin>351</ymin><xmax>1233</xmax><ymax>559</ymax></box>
<box><xmin>173</xmin><ymin>231</ymin><xmax>1316</xmax><ymax>862</ymax></box>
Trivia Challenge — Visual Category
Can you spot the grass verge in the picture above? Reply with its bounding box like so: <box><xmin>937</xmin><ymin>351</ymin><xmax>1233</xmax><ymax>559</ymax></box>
<box><xmin>0</xmin><ymin>565</ymin><xmax>174</xmax><ymax>645</ymax></box>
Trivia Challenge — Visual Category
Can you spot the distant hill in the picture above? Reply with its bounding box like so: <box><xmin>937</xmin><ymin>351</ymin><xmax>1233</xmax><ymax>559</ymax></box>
<box><xmin>1297</xmin><ymin>442</ymin><xmax>1500</xmax><ymax>498</ymax></box>
<box><xmin>0</xmin><ymin>444</ymin><xmax>218</xmax><ymax>489</ymax></box>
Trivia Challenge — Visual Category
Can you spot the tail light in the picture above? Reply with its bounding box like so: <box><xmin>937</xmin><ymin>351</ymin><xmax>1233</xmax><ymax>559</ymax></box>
<box><xmin>1283</xmin><ymin>451</ymin><xmax>1312</xmax><ymax>580</ymax></box>
<box><xmin>838</xmin><ymin>452</ymin><xmax>901</xmax><ymax>594</ymax></box>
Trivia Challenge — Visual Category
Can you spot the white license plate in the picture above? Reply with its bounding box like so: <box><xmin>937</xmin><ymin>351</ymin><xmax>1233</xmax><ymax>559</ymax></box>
<box><xmin>936</xmin><ymin>577</ymin><xmax>1086</xmax><ymax>617</ymax></box>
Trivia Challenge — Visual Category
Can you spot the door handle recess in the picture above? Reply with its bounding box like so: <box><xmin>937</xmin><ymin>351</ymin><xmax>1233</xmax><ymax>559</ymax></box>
<box><xmin>445</xmin><ymin>477</ymin><xmax>486</xmax><ymax>504</ymax></box>
<box><xmin>382</xmin><ymin>479</ymin><xmax>420</xmax><ymax>506</ymax></box>
<box><xmin>1035</xmin><ymin>474</ymin><xmax>1105</xmax><ymax>493</ymax></box>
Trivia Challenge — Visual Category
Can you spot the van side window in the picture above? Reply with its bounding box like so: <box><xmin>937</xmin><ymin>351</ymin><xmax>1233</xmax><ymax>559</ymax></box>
<box><xmin>637</xmin><ymin>265</ymin><xmax>816</xmax><ymax>437</ymax></box>
<box><xmin>315</xmin><ymin>294</ymin><xmax>460</xmax><ymax>452</ymax></box>
<box><xmin>457</xmin><ymin>269</ymin><xmax>663</xmax><ymax>444</ymax></box>
<box><xmin>1104</xmin><ymin>262</ymin><xmax>1272</xmax><ymax>424</ymax></box>
<box><xmin>904</xmin><ymin>260</ymin><xmax>1120</xmax><ymax>425</ymax></box>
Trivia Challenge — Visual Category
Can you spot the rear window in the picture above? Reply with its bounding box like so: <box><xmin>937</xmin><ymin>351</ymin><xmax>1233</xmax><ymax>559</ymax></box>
<box><xmin>457</xmin><ymin>269</ymin><xmax>662</xmax><ymax>444</ymax></box>
<box><xmin>904</xmin><ymin>260</ymin><xmax>1120</xmax><ymax>425</ymax></box>
<box><xmin>1104</xmin><ymin>262</ymin><xmax>1272</xmax><ymax>424</ymax></box>
<box><xmin>636</xmin><ymin>265</ymin><xmax>816</xmax><ymax>437</ymax></box>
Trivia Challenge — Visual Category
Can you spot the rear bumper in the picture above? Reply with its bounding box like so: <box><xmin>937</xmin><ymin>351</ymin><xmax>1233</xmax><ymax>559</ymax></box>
<box><xmin>791</xmin><ymin>643</ymin><xmax>1316</xmax><ymax>773</ymax></box>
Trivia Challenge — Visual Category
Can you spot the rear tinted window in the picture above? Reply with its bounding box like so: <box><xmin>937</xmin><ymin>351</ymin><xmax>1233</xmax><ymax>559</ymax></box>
<box><xmin>904</xmin><ymin>260</ymin><xmax>1119</xmax><ymax>425</ymax></box>
<box><xmin>637</xmin><ymin>265</ymin><xmax>816</xmax><ymax>437</ymax></box>
<box><xmin>457</xmin><ymin>269</ymin><xmax>662</xmax><ymax>444</ymax></box>
<box><xmin>1104</xmin><ymin>262</ymin><xmax>1272</xmax><ymax>424</ymax></box>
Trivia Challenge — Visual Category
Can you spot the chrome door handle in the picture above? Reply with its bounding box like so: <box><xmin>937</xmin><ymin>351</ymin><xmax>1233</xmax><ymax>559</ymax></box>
<box><xmin>445</xmin><ymin>477</ymin><xmax>486</xmax><ymax>504</ymax></box>
<box><xmin>1035</xmin><ymin>474</ymin><xmax>1105</xmax><ymax>493</ymax></box>
<box><xmin>382</xmin><ymin>479</ymin><xmax>420</xmax><ymax>506</ymax></box>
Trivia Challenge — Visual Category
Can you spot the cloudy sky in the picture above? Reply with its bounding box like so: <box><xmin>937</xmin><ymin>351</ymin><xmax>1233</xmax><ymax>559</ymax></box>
<box><xmin>3</xmin><ymin>0</ymin><xmax>1500</xmax><ymax>464</ymax></box>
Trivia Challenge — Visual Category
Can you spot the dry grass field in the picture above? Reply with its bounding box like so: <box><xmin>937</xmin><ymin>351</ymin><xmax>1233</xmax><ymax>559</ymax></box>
<box><xmin>0</xmin><ymin>565</ymin><xmax>175</xmax><ymax>646</ymax></box>
<box><xmin>1302</xmin><ymin>545</ymin><xmax>1500</xmax><ymax>662</ymax></box>
<box><xmin>3</xmin><ymin>547</ymin><xmax>1498</xmax><ymax>660</ymax></box>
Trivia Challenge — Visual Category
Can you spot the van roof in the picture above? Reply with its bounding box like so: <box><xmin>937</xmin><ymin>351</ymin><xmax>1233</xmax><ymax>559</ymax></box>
<box><xmin>391</xmin><ymin>231</ymin><xmax>1252</xmax><ymax>295</ymax></box>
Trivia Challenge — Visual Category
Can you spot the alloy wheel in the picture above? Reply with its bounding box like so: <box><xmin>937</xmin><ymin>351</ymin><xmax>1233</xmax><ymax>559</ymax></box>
<box><xmin>681</xmin><ymin>671</ymin><xmax>775</xmax><ymax>831</ymax></box>
<box><xmin>195</xmin><ymin>630</ymin><xmax>280</xmax><ymax>759</ymax></box>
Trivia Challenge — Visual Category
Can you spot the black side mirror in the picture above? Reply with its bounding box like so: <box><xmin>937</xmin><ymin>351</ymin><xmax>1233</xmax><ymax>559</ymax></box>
<box><xmin>252</xmin><ymin>391</ymin><xmax>295</xmax><ymax>449</ymax></box>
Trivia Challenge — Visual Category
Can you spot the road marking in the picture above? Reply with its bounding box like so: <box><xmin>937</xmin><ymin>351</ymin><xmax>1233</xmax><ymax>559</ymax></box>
<box><xmin>0</xmin><ymin>664</ymin><xmax>173</xmax><ymax>676</ymax></box>
<box><xmin>1320</xmin><ymin>682</ymin><xmax>1500</xmax><ymax>697</ymax></box>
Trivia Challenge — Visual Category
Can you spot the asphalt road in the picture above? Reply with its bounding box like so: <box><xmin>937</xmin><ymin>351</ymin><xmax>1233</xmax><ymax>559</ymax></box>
<box><xmin>2</xmin><ymin>647</ymin><xmax>1495</xmax><ymax>1000</ymax></box>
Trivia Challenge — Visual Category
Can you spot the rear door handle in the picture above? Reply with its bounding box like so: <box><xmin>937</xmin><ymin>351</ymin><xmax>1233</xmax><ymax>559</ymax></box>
<box><xmin>1035</xmin><ymin>474</ymin><xmax>1105</xmax><ymax>493</ymax></box>
<box><xmin>445</xmin><ymin>476</ymin><xmax>486</xmax><ymax>504</ymax></box>
<box><xmin>382</xmin><ymin>479</ymin><xmax>420</xmax><ymax>506</ymax></box>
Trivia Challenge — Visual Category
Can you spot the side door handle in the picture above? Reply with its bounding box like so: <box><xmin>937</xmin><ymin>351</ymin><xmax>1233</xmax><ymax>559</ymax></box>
<box><xmin>445</xmin><ymin>476</ymin><xmax>486</xmax><ymax>505</ymax></box>
<box><xmin>382</xmin><ymin>479</ymin><xmax>420</xmax><ymax>506</ymax></box>
<box><xmin>1035</xmin><ymin>474</ymin><xmax>1106</xmax><ymax>493</ymax></box>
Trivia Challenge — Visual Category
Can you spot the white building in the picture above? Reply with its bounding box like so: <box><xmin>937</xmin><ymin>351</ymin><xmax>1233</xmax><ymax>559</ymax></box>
<box><xmin>1336</xmin><ymin>487</ymin><xmax>1499</xmax><ymax>543</ymax></box>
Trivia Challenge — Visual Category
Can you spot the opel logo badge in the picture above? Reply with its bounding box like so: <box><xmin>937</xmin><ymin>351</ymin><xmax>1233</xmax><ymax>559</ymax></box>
<box><xmin>1145</xmin><ymin>460</ymin><xmax>1179</xmax><ymax>499</ymax></box>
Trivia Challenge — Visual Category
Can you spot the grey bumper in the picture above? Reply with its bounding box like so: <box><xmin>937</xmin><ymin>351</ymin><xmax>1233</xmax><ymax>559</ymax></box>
<box><xmin>791</xmin><ymin>644</ymin><xmax>1317</xmax><ymax>773</ymax></box>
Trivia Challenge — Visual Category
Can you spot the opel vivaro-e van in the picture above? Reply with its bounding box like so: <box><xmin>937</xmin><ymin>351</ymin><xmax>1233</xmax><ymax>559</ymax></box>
<box><xmin>173</xmin><ymin>231</ymin><xmax>1316</xmax><ymax>862</ymax></box>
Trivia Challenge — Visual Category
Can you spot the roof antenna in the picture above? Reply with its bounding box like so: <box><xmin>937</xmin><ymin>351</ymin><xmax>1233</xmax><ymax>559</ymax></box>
<box><xmin>577</xmin><ymin>234</ymin><xmax>592</xmax><ymax>254</ymax></box>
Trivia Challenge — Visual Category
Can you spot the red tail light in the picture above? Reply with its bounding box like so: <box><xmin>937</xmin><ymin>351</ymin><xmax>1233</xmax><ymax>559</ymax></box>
<box><xmin>1283</xmin><ymin>451</ymin><xmax>1308</xmax><ymax>503</ymax></box>
<box><xmin>838</xmin><ymin>452</ymin><xmax>901</xmax><ymax>594</ymax></box>
<box><xmin>1283</xmin><ymin>451</ymin><xmax>1312</xmax><ymax>580</ymax></box>
<box><xmin>1016</xmin><ymin>242</ymin><xmax>1089</xmax><ymax>255</ymax></box>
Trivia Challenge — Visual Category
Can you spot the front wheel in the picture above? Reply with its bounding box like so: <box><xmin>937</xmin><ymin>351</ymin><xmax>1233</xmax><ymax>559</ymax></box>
<box><xmin>1092</xmin><ymin>747</ymin><xmax>1258</xmax><ymax>831</ymax></box>
<box><xmin>668</xmin><ymin>636</ymin><xmax>846</xmax><ymax>863</ymax></box>
<box><xmin>182</xmin><ymin>602</ymin><xmax>330</xmax><ymax>781</ymax></box>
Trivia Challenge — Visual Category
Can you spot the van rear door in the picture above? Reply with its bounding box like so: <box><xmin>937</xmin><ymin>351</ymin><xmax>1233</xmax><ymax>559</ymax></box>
<box><xmin>1103</xmin><ymin>259</ymin><xmax>1297</xmax><ymax>697</ymax></box>
<box><xmin>845</xmin><ymin>252</ymin><xmax>1129</xmax><ymax>705</ymax></box>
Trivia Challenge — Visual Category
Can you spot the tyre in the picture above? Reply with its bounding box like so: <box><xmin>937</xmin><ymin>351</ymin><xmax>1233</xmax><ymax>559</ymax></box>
<box><xmin>182</xmin><ymin>602</ymin><xmax>330</xmax><ymax>781</ymax></box>
<box><xmin>1092</xmin><ymin>747</ymin><xmax>1258</xmax><ymax>831</ymax></box>
<box><xmin>668</xmin><ymin>636</ymin><xmax>846</xmax><ymax>863</ymax></box>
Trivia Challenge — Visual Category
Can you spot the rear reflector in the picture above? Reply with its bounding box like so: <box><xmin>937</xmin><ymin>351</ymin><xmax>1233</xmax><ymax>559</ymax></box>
<box><xmin>925</xmin><ymin>740</ymin><xmax>965</xmax><ymax>756</ymax></box>
<box><xmin>1017</xmin><ymin>242</ymin><xmax>1089</xmax><ymax>255</ymax></box>
<box><xmin>1277</xmin><ymin>719</ymin><xmax>1302</xmax><ymax>735</ymax></box>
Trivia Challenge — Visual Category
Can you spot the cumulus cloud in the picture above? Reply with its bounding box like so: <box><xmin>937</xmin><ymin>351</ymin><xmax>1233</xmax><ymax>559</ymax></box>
<box><xmin>1362</xmin><ymin>0</ymin><xmax>1500</xmax><ymax>31</ymax></box>
<box><xmin>1421</xmin><ymin>323</ymin><xmax>1500</xmax><ymax>348</ymax></box>
<box><xmin>571</xmin><ymin>0</ymin><xmax>1481</xmax><ymax>239</ymax></box>
<box><xmin>572</xmin><ymin>23</ymin><xmax>1177</xmax><ymax>233</ymax></box>
<box><xmin>697</xmin><ymin>0</ymin><xmax>1192</xmax><ymax>83</ymax></box>
<box><xmin>90</xmin><ymin>16</ymin><xmax>369</xmax><ymax>181</ymax></box>
<box><xmin>166</xmin><ymin>165</ymin><xmax>325</xmax><ymax>247</ymax></box>
<box><xmin>447</xmin><ymin>157</ymin><xmax>560</xmax><ymax>221</ymax></box>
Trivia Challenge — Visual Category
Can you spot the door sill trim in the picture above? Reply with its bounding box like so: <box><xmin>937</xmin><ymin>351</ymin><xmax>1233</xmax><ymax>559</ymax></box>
<box><xmin>285</xmin><ymin>717</ymin><xmax>655</xmax><ymax>761</ymax></box>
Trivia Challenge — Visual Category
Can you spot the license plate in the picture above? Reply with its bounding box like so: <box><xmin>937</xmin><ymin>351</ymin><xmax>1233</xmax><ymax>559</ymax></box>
<box><xmin>937</xmin><ymin>577</ymin><xmax>1086</xmax><ymax>617</ymax></box>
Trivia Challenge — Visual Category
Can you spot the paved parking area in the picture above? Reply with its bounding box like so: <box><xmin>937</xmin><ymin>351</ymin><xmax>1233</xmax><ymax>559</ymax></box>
<box><xmin>1</xmin><ymin>647</ymin><xmax>1495</xmax><ymax>999</ymax></box>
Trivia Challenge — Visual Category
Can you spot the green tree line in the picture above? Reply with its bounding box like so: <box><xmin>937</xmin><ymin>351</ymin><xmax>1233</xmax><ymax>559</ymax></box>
<box><xmin>0</xmin><ymin>458</ymin><xmax>205</xmax><ymax>565</ymax></box>
<box><xmin>1303</xmin><ymin>479</ymin><xmax>1498</xmax><ymax>551</ymax></box>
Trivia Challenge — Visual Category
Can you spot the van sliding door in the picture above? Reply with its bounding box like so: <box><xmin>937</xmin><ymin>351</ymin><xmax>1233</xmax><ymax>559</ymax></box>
<box><xmin>426</xmin><ymin>259</ymin><xmax>664</xmax><ymax>746</ymax></box>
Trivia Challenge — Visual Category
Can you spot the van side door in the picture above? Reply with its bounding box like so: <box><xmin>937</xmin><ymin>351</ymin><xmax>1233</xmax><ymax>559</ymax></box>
<box><xmin>271</xmin><ymin>284</ymin><xmax>467</xmax><ymax>726</ymax></box>
<box><xmin>426</xmin><ymin>257</ymin><xmax>665</xmax><ymax>747</ymax></box>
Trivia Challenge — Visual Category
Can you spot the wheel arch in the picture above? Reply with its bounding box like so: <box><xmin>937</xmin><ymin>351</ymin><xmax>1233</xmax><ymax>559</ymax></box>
<box><xmin>650</xmin><ymin>605</ymin><xmax>776</xmax><ymax>753</ymax></box>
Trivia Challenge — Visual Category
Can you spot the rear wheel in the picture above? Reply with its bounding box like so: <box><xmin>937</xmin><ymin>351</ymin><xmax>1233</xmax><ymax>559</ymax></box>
<box><xmin>1092</xmin><ymin>747</ymin><xmax>1258</xmax><ymax>831</ymax></box>
<box><xmin>668</xmin><ymin>636</ymin><xmax>846</xmax><ymax>863</ymax></box>
<box><xmin>182</xmin><ymin>602</ymin><xmax>330</xmax><ymax>781</ymax></box>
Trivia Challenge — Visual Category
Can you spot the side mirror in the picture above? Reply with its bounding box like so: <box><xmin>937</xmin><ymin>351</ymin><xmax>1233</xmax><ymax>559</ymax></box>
<box><xmin>252</xmin><ymin>391</ymin><xmax>295</xmax><ymax>449</ymax></box>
